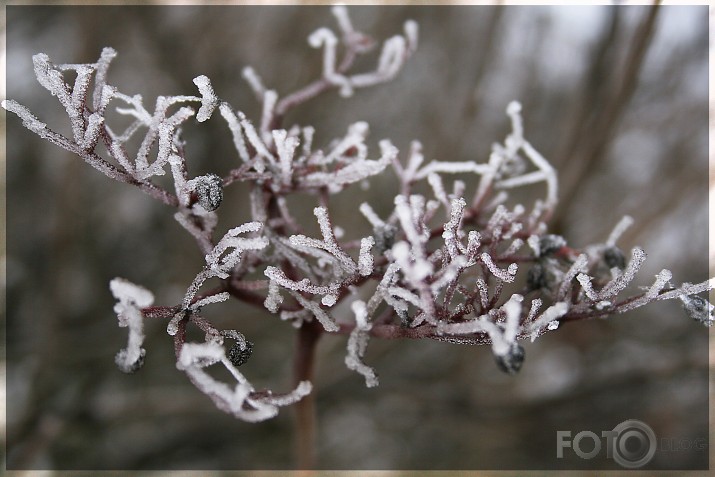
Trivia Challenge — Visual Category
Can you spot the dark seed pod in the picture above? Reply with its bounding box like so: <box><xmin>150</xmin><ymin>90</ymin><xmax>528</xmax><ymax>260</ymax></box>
<box><xmin>374</xmin><ymin>224</ymin><xmax>398</xmax><ymax>254</ymax></box>
<box><xmin>494</xmin><ymin>342</ymin><xmax>525</xmax><ymax>375</ymax></box>
<box><xmin>527</xmin><ymin>262</ymin><xmax>547</xmax><ymax>291</ymax></box>
<box><xmin>228</xmin><ymin>340</ymin><xmax>254</xmax><ymax>367</ymax></box>
<box><xmin>539</xmin><ymin>234</ymin><xmax>566</xmax><ymax>256</ymax></box>
<box><xmin>681</xmin><ymin>295</ymin><xmax>714</xmax><ymax>327</ymax></box>
<box><xmin>193</xmin><ymin>173</ymin><xmax>223</xmax><ymax>211</ymax></box>
<box><xmin>603</xmin><ymin>246</ymin><xmax>626</xmax><ymax>269</ymax></box>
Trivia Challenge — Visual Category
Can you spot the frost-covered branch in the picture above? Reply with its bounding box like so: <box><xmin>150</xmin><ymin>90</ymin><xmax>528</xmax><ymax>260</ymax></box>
<box><xmin>6</xmin><ymin>6</ymin><xmax>713</xmax><ymax>430</ymax></box>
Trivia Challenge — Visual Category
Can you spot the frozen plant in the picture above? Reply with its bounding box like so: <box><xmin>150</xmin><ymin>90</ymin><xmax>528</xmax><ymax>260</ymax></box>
<box><xmin>4</xmin><ymin>5</ymin><xmax>713</xmax><ymax>453</ymax></box>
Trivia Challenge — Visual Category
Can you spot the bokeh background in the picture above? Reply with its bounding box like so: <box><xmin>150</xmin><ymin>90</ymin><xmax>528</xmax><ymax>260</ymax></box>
<box><xmin>3</xmin><ymin>3</ymin><xmax>711</xmax><ymax>472</ymax></box>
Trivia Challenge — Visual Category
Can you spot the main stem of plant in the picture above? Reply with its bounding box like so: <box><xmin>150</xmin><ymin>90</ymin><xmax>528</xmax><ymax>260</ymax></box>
<box><xmin>292</xmin><ymin>319</ymin><xmax>322</xmax><ymax>469</ymax></box>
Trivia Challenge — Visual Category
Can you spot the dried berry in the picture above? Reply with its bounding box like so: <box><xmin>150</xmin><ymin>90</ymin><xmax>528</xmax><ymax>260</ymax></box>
<box><xmin>494</xmin><ymin>342</ymin><xmax>525</xmax><ymax>375</ymax></box>
<box><xmin>603</xmin><ymin>246</ymin><xmax>626</xmax><ymax>269</ymax></box>
<box><xmin>527</xmin><ymin>262</ymin><xmax>547</xmax><ymax>291</ymax></box>
<box><xmin>680</xmin><ymin>295</ymin><xmax>714</xmax><ymax>327</ymax></box>
<box><xmin>228</xmin><ymin>340</ymin><xmax>254</xmax><ymax>367</ymax></box>
<box><xmin>192</xmin><ymin>173</ymin><xmax>223</xmax><ymax>211</ymax></box>
<box><xmin>539</xmin><ymin>234</ymin><xmax>566</xmax><ymax>256</ymax></box>
<box><xmin>374</xmin><ymin>224</ymin><xmax>398</xmax><ymax>254</ymax></box>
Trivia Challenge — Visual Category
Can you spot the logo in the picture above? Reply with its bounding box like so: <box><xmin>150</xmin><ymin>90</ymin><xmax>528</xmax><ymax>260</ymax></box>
<box><xmin>557</xmin><ymin>419</ymin><xmax>657</xmax><ymax>469</ymax></box>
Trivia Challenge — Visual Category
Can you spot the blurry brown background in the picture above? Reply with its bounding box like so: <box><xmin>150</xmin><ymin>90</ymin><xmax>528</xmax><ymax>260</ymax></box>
<box><xmin>3</xmin><ymin>4</ymin><xmax>710</xmax><ymax>471</ymax></box>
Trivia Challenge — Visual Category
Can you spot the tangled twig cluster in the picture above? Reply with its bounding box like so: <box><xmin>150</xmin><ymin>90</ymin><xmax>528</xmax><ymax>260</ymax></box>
<box><xmin>4</xmin><ymin>6</ymin><xmax>713</xmax><ymax>423</ymax></box>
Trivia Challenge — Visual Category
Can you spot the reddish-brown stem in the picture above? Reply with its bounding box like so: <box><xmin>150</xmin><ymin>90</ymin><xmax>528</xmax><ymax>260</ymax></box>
<box><xmin>292</xmin><ymin>319</ymin><xmax>323</xmax><ymax>469</ymax></box>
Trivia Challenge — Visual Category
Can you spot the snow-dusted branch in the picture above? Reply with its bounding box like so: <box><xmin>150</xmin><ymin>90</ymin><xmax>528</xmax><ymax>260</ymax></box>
<box><xmin>6</xmin><ymin>6</ymin><xmax>713</xmax><ymax>428</ymax></box>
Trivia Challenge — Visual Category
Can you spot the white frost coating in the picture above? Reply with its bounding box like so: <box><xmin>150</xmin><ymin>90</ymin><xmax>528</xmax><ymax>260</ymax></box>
<box><xmin>597</xmin><ymin>247</ymin><xmax>647</xmax><ymax>299</ymax></box>
<box><xmin>178</xmin><ymin>340</ymin><xmax>226</xmax><ymax>369</ymax></box>
<box><xmin>528</xmin><ymin>302</ymin><xmax>568</xmax><ymax>342</ymax></box>
<box><xmin>394</xmin><ymin>195</ymin><xmax>425</xmax><ymax>255</ymax></box>
<box><xmin>264</xmin><ymin>266</ymin><xmax>336</xmax><ymax>296</ymax></box>
<box><xmin>332</xmin><ymin>5</ymin><xmax>355</xmax><ymax>36</ymax></box>
<box><xmin>174</xmin><ymin>223</ymin><xmax>267</xmax><ymax>321</ymax></box>
<box><xmin>3</xmin><ymin>99</ymin><xmax>47</xmax><ymax>134</ymax></box>
<box><xmin>359</xmin><ymin>202</ymin><xmax>386</xmax><ymax>228</ymax></box>
<box><xmin>300</xmin><ymin>139</ymin><xmax>396</xmax><ymax>189</ymax></box>
<box><xmin>392</xmin><ymin>241</ymin><xmax>432</xmax><ymax>282</ymax></box>
<box><xmin>646</xmin><ymin>269</ymin><xmax>672</xmax><ymax>299</ymax></box>
<box><xmin>288</xmin><ymin>290</ymin><xmax>339</xmax><ymax>332</ymax></box>
<box><xmin>238</xmin><ymin>112</ymin><xmax>276</xmax><ymax>162</ymax></box>
<box><xmin>193</xmin><ymin>75</ymin><xmax>219</xmax><ymax>122</ymax></box>
<box><xmin>110</xmin><ymin>277</ymin><xmax>154</xmax><ymax>310</ymax></box>
<box><xmin>476</xmin><ymin>101</ymin><xmax>557</xmax><ymax>216</ymax></box>
<box><xmin>264</xmin><ymin>279</ymin><xmax>284</xmax><ymax>313</ymax></box>
<box><xmin>606</xmin><ymin>215</ymin><xmax>634</xmax><ymax>246</ymax></box>
<box><xmin>306</xmin><ymin>10</ymin><xmax>416</xmax><ymax>97</ymax></box>
<box><xmin>517</xmin><ymin>143</ymin><xmax>557</xmax><ymax>213</ymax></box>
<box><xmin>387</xmin><ymin>285</ymin><xmax>422</xmax><ymax>308</ymax></box>
<box><xmin>258</xmin><ymin>380</ymin><xmax>313</xmax><ymax>407</ymax></box>
<box><xmin>427</xmin><ymin>173</ymin><xmax>448</xmax><ymax>207</ymax></box>
<box><xmin>473</xmin><ymin>155</ymin><xmax>502</xmax><ymax>211</ymax></box>
<box><xmin>480</xmin><ymin>253</ymin><xmax>518</xmax><ymax>283</ymax></box>
<box><xmin>301</xmin><ymin>126</ymin><xmax>315</xmax><ymax>158</ymax></box>
<box><xmin>110</xmin><ymin>278</ymin><xmax>154</xmax><ymax>373</ymax></box>
<box><xmin>177</xmin><ymin>340</ymin><xmax>311</xmax><ymax>422</ymax></box>
<box><xmin>438</xmin><ymin>303</ymin><xmax>516</xmax><ymax>358</ymax></box>
<box><xmin>309</xmin><ymin>27</ymin><xmax>353</xmax><ymax>96</ymax></box>
<box><xmin>414</xmin><ymin>160</ymin><xmax>491</xmax><ymax>180</ymax></box>
<box><xmin>404</xmin><ymin>20</ymin><xmax>419</xmax><ymax>53</ymax></box>
<box><xmin>436</xmin><ymin>313</ymin><xmax>488</xmax><ymax>336</ymax></box>
<box><xmin>442</xmin><ymin>197</ymin><xmax>466</xmax><ymax>259</ymax></box>
<box><xmin>320</xmin><ymin>121</ymin><xmax>369</xmax><ymax>165</ymax></box>
<box><xmin>190</xmin><ymin>292</ymin><xmax>231</xmax><ymax>311</ymax></box>
<box><xmin>656</xmin><ymin>279</ymin><xmax>715</xmax><ymax>301</ymax></box>
<box><xmin>205</xmin><ymin>222</ymin><xmax>268</xmax><ymax>279</ymax></box>
<box><xmin>138</xmin><ymin>106</ymin><xmax>195</xmax><ymax>180</ymax></box>
<box><xmin>345</xmin><ymin>300</ymin><xmax>379</xmax><ymax>387</ymax></box>
<box><xmin>92</xmin><ymin>47</ymin><xmax>118</xmax><ymax>111</ymax></box>
<box><xmin>168</xmin><ymin>155</ymin><xmax>189</xmax><ymax>206</ymax></box>
<box><xmin>260</xmin><ymin>90</ymin><xmax>278</xmax><ymax>145</ymax></box>
<box><xmin>350</xmin><ymin>35</ymin><xmax>406</xmax><ymax>88</ymax></box>
<box><xmin>311</xmin><ymin>206</ymin><xmax>359</xmax><ymax>274</ymax></box>
<box><xmin>501</xmin><ymin>238</ymin><xmax>524</xmax><ymax>257</ymax></box>
<box><xmin>218</xmin><ymin>103</ymin><xmax>250</xmax><ymax>163</ymax></box>
<box><xmin>476</xmin><ymin>278</ymin><xmax>490</xmax><ymax>309</ymax></box>
<box><xmin>402</xmin><ymin>140</ymin><xmax>425</xmax><ymax>180</ymax></box>
<box><xmin>358</xmin><ymin>237</ymin><xmax>375</xmax><ymax>276</ymax></box>
<box><xmin>430</xmin><ymin>256</ymin><xmax>467</xmax><ymax>294</ymax></box>
<box><xmin>526</xmin><ymin>298</ymin><xmax>542</xmax><ymax>322</ymax></box>
<box><xmin>33</xmin><ymin>53</ymin><xmax>82</xmax><ymax>141</ymax></box>
<box><xmin>112</xmin><ymin>141</ymin><xmax>135</xmax><ymax>174</ymax></box>
<box><xmin>502</xmin><ymin>294</ymin><xmax>524</xmax><ymax>344</ymax></box>
<box><xmin>556</xmin><ymin>254</ymin><xmax>589</xmax><ymax>300</ymax></box>
<box><xmin>576</xmin><ymin>273</ymin><xmax>599</xmax><ymax>301</ymax></box>
<box><xmin>273</xmin><ymin>129</ymin><xmax>299</xmax><ymax>185</ymax></box>
<box><xmin>241</xmin><ymin>66</ymin><xmax>266</xmax><ymax>99</ymax></box>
